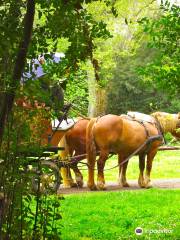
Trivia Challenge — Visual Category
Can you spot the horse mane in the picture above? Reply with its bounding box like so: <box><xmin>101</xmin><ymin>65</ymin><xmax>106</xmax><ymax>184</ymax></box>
<box><xmin>151</xmin><ymin>112</ymin><xmax>179</xmax><ymax>133</ymax></box>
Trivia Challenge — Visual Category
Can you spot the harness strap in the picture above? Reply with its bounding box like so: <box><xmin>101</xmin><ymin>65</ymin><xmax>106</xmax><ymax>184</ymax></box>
<box><xmin>125</xmin><ymin>114</ymin><xmax>150</xmax><ymax>139</ymax></box>
<box><xmin>135</xmin><ymin>119</ymin><xmax>150</xmax><ymax>138</ymax></box>
<box><xmin>127</xmin><ymin>116</ymin><xmax>161</xmax><ymax>155</ymax></box>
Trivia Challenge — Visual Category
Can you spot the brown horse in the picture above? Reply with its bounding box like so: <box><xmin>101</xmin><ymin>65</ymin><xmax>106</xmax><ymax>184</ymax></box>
<box><xmin>86</xmin><ymin>113</ymin><xmax>180</xmax><ymax>190</ymax></box>
<box><xmin>58</xmin><ymin>118</ymin><xmax>90</xmax><ymax>187</ymax></box>
<box><xmin>59</xmin><ymin>111</ymin><xmax>180</xmax><ymax>188</ymax></box>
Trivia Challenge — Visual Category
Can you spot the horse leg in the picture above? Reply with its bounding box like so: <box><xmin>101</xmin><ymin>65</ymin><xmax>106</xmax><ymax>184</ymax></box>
<box><xmin>138</xmin><ymin>153</ymin><xmax>146</xmax><ymax>188</ymax></box>
<box><xmin>87</xmin><ymin>155</ymin><xmax>96</xmax><ymax>190</ymax></box>
<box><xmin>118</xmin><ymin>154</ymin><xmax>130</xmax><ymax>187</ymax></box>
<box><xmin>60</xmin><ymin>167</ymin><xmax>75</xmax><ymax>187</ymax></box>
<box><xmin>97</xmin><ymin>150</ymin><xmax>109</xmax><ymax>190</ymax></box>
<box><xmin>145</xmin><ymin>149</ymin><xmax>157</xmax><ymax>188</ymax></box>
<box><xmin>59</xmin><ymin>137</ymin><xmax>76</xmax><ymax>188</ymax></box>
<box><xmin>71</xmin><ymin>151</ymin><xmax>84</xmax><ymax>187</ymax></box>
<box><xmin>71</xmin><ymin>163</ymin><xmax>84</xmax><ymax>188</ymax></box>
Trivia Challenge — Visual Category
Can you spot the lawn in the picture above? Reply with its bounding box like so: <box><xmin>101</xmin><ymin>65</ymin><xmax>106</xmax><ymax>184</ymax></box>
<box><xmin>61</xmin><ymin>189</ymin><xmax>180</xmax><ymax>240</ymax></box>
<box><xmin>78</xmin><ymin>150</ymin><xmax>180</xmax><ymax>183</ymax></box>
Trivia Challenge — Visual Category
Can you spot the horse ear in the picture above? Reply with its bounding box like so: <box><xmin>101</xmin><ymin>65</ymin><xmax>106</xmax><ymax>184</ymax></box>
<box><xmin>178</xmin><ymin>112</ymin><xmax>180</xmax><ymax>119</ymax></box>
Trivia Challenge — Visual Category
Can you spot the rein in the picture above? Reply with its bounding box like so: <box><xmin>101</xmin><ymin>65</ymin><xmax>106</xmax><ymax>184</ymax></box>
<box><xmin>48</xmin><ymin>104</ymin><xmax>72</xmax><ymax>143</ymax></box>
<box><xmin>103</xmin><ymin>135</ymin><xmax>163</xmax><ymax>171</ymax></box>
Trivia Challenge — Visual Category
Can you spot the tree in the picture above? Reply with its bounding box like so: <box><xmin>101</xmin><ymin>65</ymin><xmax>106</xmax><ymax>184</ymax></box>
<box><xmin>88</xmin><ymin>0</ymin><xmax>161</xmax><ymax>114</ymax></box>
<box><xmin>138</xmin><ymin>1</ymin><xmax>180</xmax><ymax>95</ymax></box>
<box><xmin>92</xmin><ymin>0</ymin><xmax>179</xmax><ymax>114</ymax></box>
<box><xmin>0</xmin><ymin>0</ymin><xmax>114</xmax><ymax>143</ymax></box>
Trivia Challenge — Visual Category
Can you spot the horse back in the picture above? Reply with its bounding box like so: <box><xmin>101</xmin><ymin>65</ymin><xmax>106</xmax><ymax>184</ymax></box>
<box><xmin>93</xmin><ymin>115</ymin><xmax>123</xmax><ymax>149</ymax></box>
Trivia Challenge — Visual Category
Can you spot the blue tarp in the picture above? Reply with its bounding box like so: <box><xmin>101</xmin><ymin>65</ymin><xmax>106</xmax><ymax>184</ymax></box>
<box><xmin>22</xmin><ymin>52</ymin><xmax>64</xmax><ymax>81</ymax></box>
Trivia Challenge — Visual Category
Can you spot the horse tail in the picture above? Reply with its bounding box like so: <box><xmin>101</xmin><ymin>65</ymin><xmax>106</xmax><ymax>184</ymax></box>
<box><xmin>86</xmin><ymin>118</ymin><xmax>97</xmax><ymax>189</ymax></box>
<box><xmin>86</xmin><ymin>118</ymin><xmax>97</xmax><ymax>164</ymax></box>
<box><xmin>58</xmin><ymin>135</ymin><xmax>70</xmax><ymax>160</ymax></box>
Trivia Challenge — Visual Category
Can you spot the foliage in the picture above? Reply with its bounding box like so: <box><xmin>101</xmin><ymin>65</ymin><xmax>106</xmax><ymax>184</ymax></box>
<box><xmin>0</xmin><ymin>1</ymin><xmax>25</xmax><ymax>90</ymax></box>
<box><xmin>106</xmin><ymin>41</ymin><xmax>180</xmax><ymax>114</ymax></box>
<box><xmin>106</xmin><ymin>46</ymin><xmax>158</xmax><ymax>114</ymax></box>
<box><xmin>1</xmin><ymin>190</ymin><xmax>63</xmax><ymax>239</ymax></box>
<box><xmin>61</xmin><ymin>189</ymin><xmax>180</xmax><ymax>240</ymax></box>
<box><xmin>27</xmin><ymin>0</ymin><xmax>113</xmax><ymax>84</ymax></box>
<box><xmin>103</xmin><ymin>0</ymin><xmax>160</xmax><ymax>114</ymax></box>
<box><xmin>64</xmin><ymin>69</ymin><xmax>89</xmax><ymax>116</ymax></box>
<box><xmin>0</xmin><ymin>103</ymin><xmax>63</xmax><ymax>239</ymax></box>
<box><xmin>138</xmin><ymin>1</ymin><xmax>180</xmax><ymax>95</ymax></box>
<box><xmin>86</xmin><ymin>0</ymin><xmax>160</xmax><ymax>114</ymax></box>
<box><xmin>105</xmin><ymin>0</ymin><xmax>180</xmax><ymax>114</ymax></box>
<box><xmin>0</xmin><ymin>0</ymin><xmax>113</xmax><ymax>120</ymax></box>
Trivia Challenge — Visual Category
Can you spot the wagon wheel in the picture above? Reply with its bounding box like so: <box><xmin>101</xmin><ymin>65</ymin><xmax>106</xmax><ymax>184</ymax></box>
<box><xmin>32</xmin><ymin>160</ymin><xmax>61</xmax><ymax>194</ymax></box>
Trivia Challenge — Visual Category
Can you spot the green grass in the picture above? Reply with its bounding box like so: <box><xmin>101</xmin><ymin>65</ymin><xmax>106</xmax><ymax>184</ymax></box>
<box><xmin>61</xmin><ymin>189</ymin><xmax>180</xmax><ymax>240</ymax></box>
<box><xmin>78</xmin><ymin>150</ymin><xmax>180</xmax><ymax>183</ymax></box>
<box><xmin>60</xmin><ymin>149</ymin><xmax>180</xmax><ymax>239</ymax></box>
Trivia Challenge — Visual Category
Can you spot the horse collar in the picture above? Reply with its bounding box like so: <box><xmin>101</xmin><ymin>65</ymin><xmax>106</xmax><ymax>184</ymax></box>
<box><xmin>153</xmin><ymin>117</ymin><xmax>166</xmax><ymax>145</ymax></box>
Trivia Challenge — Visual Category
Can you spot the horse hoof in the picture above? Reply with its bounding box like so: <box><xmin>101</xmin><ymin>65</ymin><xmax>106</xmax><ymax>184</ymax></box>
<box><xmin>97</xmin><ymin>183</ymin><xmax>106</xmax><ymax>190</ymax></box>
<box><xmin>77</xmin><ymin>181</ymin><xmax>84</xmax><ymax>188</ymax></box>
<box><xmin>119</xmin><ymin>182</ymin><xmax>130</xmax><ymax>188</ymax></box>
<box><xmin>62</xmin><ymin>181</ymin><xmax>76</xmax><ymax>188</ymax></box>
<box><xmin>145</xmin><ymin>181</ymin><xmax>153</xmax><ymax>188</ymax></box>
<box><xmin>71</xmin><ymin>183</ymin><xmax>79</xmax><ymax>188</ymax></box>
<box><xmin>123</xmin><ymin>182</ymin><xmax>130</xmax><ymax>187</ymax></box>
<box><xmin>90</xmin><ymin>185</ymin><xmax>97</xmax><ymax>191</ymax></box>
<box><xmin>138</xmin><ymin>180</ymin><xmax>146</xmax><ymax>188</ymax></box>
<box><xmin>97</xmin><ymin>186</ymin><xmax>106</xmax><ymax>190</ymax></box>
<box><xmin>87</xmin><ymin>183</ymin><xmax>97</xmax><ymax>191</ymax></box>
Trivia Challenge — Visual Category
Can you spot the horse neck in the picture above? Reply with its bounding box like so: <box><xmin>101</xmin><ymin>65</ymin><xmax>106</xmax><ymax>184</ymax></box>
<box><xmin>49</xmin><ymin>130</ymin><xmax>67</xmax><ymax>146</ymax></box>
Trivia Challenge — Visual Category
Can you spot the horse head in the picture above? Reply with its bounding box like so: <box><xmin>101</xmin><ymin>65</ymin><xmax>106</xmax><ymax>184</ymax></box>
<box><xmin>178</xmin><ymin>112</ymin><xmax>180</xmax><ymax>120</ymax></box>
<box><xmin>173</xmin><ymin>113</ymin><xmax>180</xmax><ymax>140</ymax></box>
<box><xmin>162</xmin><ymin>112</ymin><xmax>180</xmax><ymax>140</ymax></box>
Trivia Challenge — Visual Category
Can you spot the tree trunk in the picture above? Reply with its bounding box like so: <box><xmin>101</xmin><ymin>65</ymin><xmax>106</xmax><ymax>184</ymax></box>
<box><xmin>0</xmin><ymin>0</ymin><xmax>35</xmax><ymax>146</ymax></box>
<box><xmin>87</xmin><ymin>61</ymin><xmax>107</xmax><ymax>117</ymax></box>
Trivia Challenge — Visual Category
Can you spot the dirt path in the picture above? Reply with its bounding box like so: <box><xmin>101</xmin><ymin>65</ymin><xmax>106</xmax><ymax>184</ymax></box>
<box><xmin>58</xmin><ymin>178</ymin><xmax>180</xmax><ymax>195</ymax></box>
